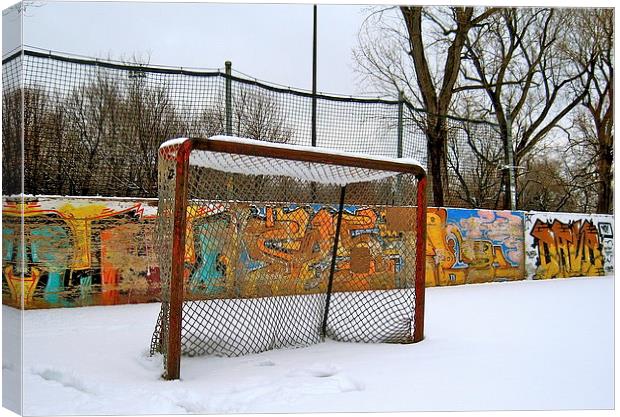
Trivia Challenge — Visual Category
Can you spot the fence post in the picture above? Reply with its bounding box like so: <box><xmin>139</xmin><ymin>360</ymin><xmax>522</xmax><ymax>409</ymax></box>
<box><xmin>225</xmin><ymin>61</ymin><xmax>233</xmax><ymax>136</ymax></box>
<box><xmin>311</xmin><ymin>4</ymin><xmax>317</xmax><ymax>147</ymax></box>
<box><xmin>397</xmin><ymin>90</ymin><xmax>404</xmax><ymax>158</ymax></box>
<box><xmin>504</xmin><ymin>111</ymin><xmax>517</xmax><ymax>210</ymax></box>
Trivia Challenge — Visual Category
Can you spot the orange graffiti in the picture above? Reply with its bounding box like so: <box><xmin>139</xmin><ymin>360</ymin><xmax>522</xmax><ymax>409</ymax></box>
<box><xmin>530</xmin><ymin>219</ymin><xmax>604</xmax><ymax>279</ymax></box>
<box><xmin>235</xmin><ymin>205</ymin><xmax>417</xmax><ymax>297</ymax></box>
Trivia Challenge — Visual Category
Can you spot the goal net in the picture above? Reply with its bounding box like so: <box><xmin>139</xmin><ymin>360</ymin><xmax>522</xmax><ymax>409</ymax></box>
<box><xmin>150</xmin><ymin>136</ymin><xmax>427</xmax><ymax>379</ymax></box>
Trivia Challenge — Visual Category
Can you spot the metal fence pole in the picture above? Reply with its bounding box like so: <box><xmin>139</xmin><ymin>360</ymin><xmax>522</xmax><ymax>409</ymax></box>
<box><xmin>311</xmin><ymin>5</ymin><xmax>318</xmax><ymax>147</ymax></box>
<box><xmin>225</xmin><ymin>61</ymin><xmax>233</xmax><ymax>136</ymax></box>
<box><xmin>504</xmin><ymin>111</ymin><xmax>516</xmax><ymax>210</ymax></box>
<box><xmin>394</xmin><ymin>91</ymin><xmax>405</xmax><ymax>206</ymax></box>
<box><xmin>397</xmin><ymin>90</ymin><xmax>404</xmax><ymax>158</ymax></box>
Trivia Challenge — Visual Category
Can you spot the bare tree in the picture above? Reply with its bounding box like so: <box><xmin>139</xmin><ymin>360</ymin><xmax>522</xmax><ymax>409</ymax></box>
<box><xmin>518</xmin><ymin>149</ymin><xmax>580</xmax><ymax>212</ymax></box>
<box><xmin>233</xmin><ymin>88</ymin><xmax>293</xmax><ymax>143</ymax></box>
<box><xmin>121</xmin><ymin>73</ymin><xmax>185</xmax><ymax>195</ymax></box>
<box><xmin>2</xmin><ymin>88</ymin><xmax>23</xmax><ymax>194</ymax></box>
<box><xmin>3</xmin><ymin>84</ymin><xmax>85</xmax><ymax>196</ymax></box>
<box><xmin>7</xmin><ymin>61</ymin><xmax>296</xmax><ymax>198</ymax></box>
<box><xmin>21</xmin><ymin>87</ymin><xmax>49</xmax><ymax>194</ymax></box>
<box><xmin>459</xmin><ymin>8</ymin><xmax>596</xmax><ymax>208</ymax></box>
<box><xmin>43</xmin><ymin>92</ymin><xmax>75</xmax><ymax>194</ymax></box>
<box><xmin>185</xmin><ymin>105</ymin><xmax>226</xmax><ymax>138</ymax></box>
<box><xmin>355</xmin><ymin>6</ymin><xmax>498</xmax><ymax>206</ymax></box>
<box><xmin>563</xmin><ymin>9</ymin><xmax>613</xmax><ymax>214</ymax></box>
<box><xmin>186</xmin><ymin>88</ymin><xmax>293</xmax><ymax>145</ymax></box>
<box><xmin>447</xmin><ymin>122</ymin><xmax>504</xmax><ymax>208</ymax></box>
<box><xmin>59</xmin><ymin>66</ymin><xmax>187</xmax><ymax>197</ymax></box>
<box><xmin>65</xmin><ymin>71</ymin><xmax>124</xmax><ymax>195</ymax></box>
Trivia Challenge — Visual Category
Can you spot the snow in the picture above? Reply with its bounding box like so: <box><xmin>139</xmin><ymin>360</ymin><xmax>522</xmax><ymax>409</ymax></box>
<box><xmin>205</xmin><ymin>135</ymin><xmax>424</xmax><ymax>170</ymax></box>
<box><xmin>159</xmin><ymin>137</ymin><xmax>190</xmax><ymax>150</ymax></box>
<box><xmin>3</xmin><ymin>276</ymin><xmax>614</xmax><ymax>414</ymax></box>
<box><xmin>160</xmin><ymin>136</ymin><xmax>424</xmax><ymax>186</ymax></box>
<box><xmin>161</xmin><ymin>136</ymin><xmax>424</xmax><ymax>170</ymax></box>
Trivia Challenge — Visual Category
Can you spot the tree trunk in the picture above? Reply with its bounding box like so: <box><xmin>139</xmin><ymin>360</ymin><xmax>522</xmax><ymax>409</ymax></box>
<box><xmin>597</xmin><ymin>141</ymin><xmax>613</xmax><ymax>214</ymax></box>
<box><xmin>427</xmin><ymin>117</ymin><xmax>447</xmax><ymax>207</ymax></box>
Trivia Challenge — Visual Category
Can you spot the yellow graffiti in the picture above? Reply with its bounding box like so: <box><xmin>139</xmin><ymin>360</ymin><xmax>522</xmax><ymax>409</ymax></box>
<box><xmin>425</xmin><ymin>208</ymin><xmax>524</xmax><ymax>286</ymax></box>
<box><xmin>4</xmin><ymin>265</ymin><xmax>41</xmax><ymax>304</ymax></box>
<box><xmin>2</xmin><ymin>199</ymin><xmax>157</xmax><ymax>308</ymax></box>
<box><xmin>4</xmin><ymin>200</ymin><xmax>145</xmax><ymax>270</ymax></box>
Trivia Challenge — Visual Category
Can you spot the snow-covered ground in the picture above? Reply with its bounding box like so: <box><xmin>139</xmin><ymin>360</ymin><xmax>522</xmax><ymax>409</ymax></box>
<box><xmin>2</xmin><ymin>276</ymin><xmax>614</xmax><ymax>414</ymax></box>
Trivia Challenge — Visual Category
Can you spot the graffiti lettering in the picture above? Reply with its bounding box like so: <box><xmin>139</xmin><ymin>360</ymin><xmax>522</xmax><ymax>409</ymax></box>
<box><xmin>187</xmin><ymin>204</ymin><xmax>417</xmax><ymax>299</ymax></box>
<box><xmin>530</xmin><ymin>219</ymin><xmax>605</xmax><ymax>279</ymax></box>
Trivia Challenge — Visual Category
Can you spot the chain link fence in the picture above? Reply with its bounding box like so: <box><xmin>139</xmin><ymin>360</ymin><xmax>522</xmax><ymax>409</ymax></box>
<box><xmin>2</xmin><ymin>48</ymin><xmax>506</xmax><ymax>208</ymax></box>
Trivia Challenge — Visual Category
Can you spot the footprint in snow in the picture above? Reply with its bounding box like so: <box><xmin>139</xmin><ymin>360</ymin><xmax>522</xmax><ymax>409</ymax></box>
<box><xmin>30</xmin><ymin>367</ymin><xmax>93</xmax><ymax>395</ymax></box>
<box><xmin>286</xmin><ymin>363</ymin><xmax>339</xmax><ymax>378</ymax></box>
<box><xmin>174</xmin><ymin>399</ymin><xmax>208</xmax><ymax>414</ymax></box>
<box><xmin>285</xmin><ymin>364</ymin><xmax>365</xmax><ymax>393</ymax></box>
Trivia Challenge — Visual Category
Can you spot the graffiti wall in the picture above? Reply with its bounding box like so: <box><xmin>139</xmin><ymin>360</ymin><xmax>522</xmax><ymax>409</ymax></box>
<box><xmin>2</xmin><ymin>197</ymin><xmax>419</xmax><ymax>308</ymax></box>
<box><xmin>426</xmin><ymin>208</ymin><xmax>525</xmax><ymax>286</ymax></box>
<box><xmin>524</xmin><ymin>212</ymin><xmax>614</xmax><ymax>280</ymax></box>
<box><xmin>183</xmin><ymin>204</ymin><xmax>418</xmax><ymax>299</ymax></box>
<box><xmin>2</xmin><ymin>196</ymin><xmax>160</xmax><ymax>308</ymax></box>
<box><xmin>3</xmin><ymin>196</ymin><xmax>614</xmax><ymax>309</ymax></box>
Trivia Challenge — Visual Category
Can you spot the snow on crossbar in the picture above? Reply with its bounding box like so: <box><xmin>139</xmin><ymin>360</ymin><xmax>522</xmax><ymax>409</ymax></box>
<box><xmin>160</xmin><ymin>136</ymin><xmax>425</xmax><ymax>185</ymax></box>
<box><xmin>151</xmin><ymin>136</ymin><xmax>427</xmax><ymax>380</ymax></box>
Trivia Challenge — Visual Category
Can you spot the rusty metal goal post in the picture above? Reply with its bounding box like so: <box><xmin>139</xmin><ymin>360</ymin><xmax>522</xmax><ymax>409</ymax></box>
<box><xmin>150</xmin><ymin>136</ymin><xmax>427</xmax><ymax>380</ymax></box>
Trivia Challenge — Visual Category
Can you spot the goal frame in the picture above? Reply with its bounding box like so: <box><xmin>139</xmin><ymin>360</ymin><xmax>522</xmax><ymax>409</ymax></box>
<box><xmin>162</xmin><ymin>137</ymin><xmax>427</xmax><ymax>380</ymax></box>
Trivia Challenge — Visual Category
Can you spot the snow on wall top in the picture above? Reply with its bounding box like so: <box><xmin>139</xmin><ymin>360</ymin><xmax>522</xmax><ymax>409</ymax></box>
<box><xmin>160</xmin><ymin>136</ymin><xmax>424</xmax><ymax>186</ymax></box>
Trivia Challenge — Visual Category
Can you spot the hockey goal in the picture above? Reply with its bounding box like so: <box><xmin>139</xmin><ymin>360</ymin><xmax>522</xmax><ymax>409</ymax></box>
<box><xmin>150</xmin><ymin>136</ymin><xmax>427</xmax><ymax>380</ymax></box>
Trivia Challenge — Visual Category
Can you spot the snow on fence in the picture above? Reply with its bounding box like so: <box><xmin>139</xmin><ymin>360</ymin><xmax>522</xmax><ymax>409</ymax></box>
<box><xmin>1</xmin><ymin>196</ymin><xmax>614</xmax><ymax>309</ymax></box>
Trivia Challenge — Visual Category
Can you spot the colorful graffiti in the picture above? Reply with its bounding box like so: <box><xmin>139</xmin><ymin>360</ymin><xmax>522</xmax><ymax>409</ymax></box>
<box><xmin>184</xmin><ymin>204</ymin><xmax>417</xmax><ymax>299</ymax></box>
<box><xmin>3</xmin><ymin>196</ymin><xmax>614</xmax><ymax>309</ymax></box>
<box><xmin>3</xmin><ymin>197</ymin><xmax>419</xmax><ymax>307</ymax></box>
<box><xmin>2</xmin><ymin>197</ymin><xmax>159</xmax><ymax>308</ymax></box>
<box><xmin>525</xmin><ymin>212</ymin><xmax>614</xmax><ymax>279</ymax></box>
<box><xmin>425</xmin><ymin>208</ymin><xmax>524</xmax><ymax>286</ymax></box>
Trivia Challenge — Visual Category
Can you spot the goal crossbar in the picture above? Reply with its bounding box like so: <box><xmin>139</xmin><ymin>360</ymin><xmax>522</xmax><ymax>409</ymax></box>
<box><xmin>161</xmin><ymin>135</ymin><xmax>426</xmax><ymax>184</ymax></box>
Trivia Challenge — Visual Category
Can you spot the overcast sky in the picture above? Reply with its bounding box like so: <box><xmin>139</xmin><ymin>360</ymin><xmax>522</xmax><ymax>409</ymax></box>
<box><xmin>2</xmin><ymin>0</ymin><xmax>611</xmax><ymax>96</ymax></box>
<box><xmin>2</xmin><ymin>0</ymin><xmax>379</xmax><ymax>96</ymax></box>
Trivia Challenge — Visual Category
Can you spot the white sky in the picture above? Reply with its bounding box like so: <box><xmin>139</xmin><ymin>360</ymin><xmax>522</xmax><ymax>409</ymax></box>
<box><xmin>2</xmin><ymin>0</ymin><xmax>378</xmax><ymax>96</ymax></box>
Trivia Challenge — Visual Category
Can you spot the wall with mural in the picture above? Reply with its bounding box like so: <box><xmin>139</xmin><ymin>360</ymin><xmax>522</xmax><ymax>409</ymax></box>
<box><xmin>2</xmin><ymin>196</ymin><xmax>160</xmax><ymax>308</ymax></box>
<box><xmin>2</xmin><ymin>197</ymin><xmax>419</xmax><ymax>308</ymax></box>
<box><xmin>426</xmin><ymin>208</ymin><xmax>525</xmax><ymax>287</ymax></box>
<box><xmin>183</xmin><ymin>204</ymin><xmax>418</xmax><ymax>299</ymax></box>
<box><xmin>2</xmin><ymin>197</ymin><xmax>614</xmax><ymax>309</ymax></box>
<box><xmin>524</xmin><ymin>211</ymin><xmax>614</xmax><ymax>280</ymax></box>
